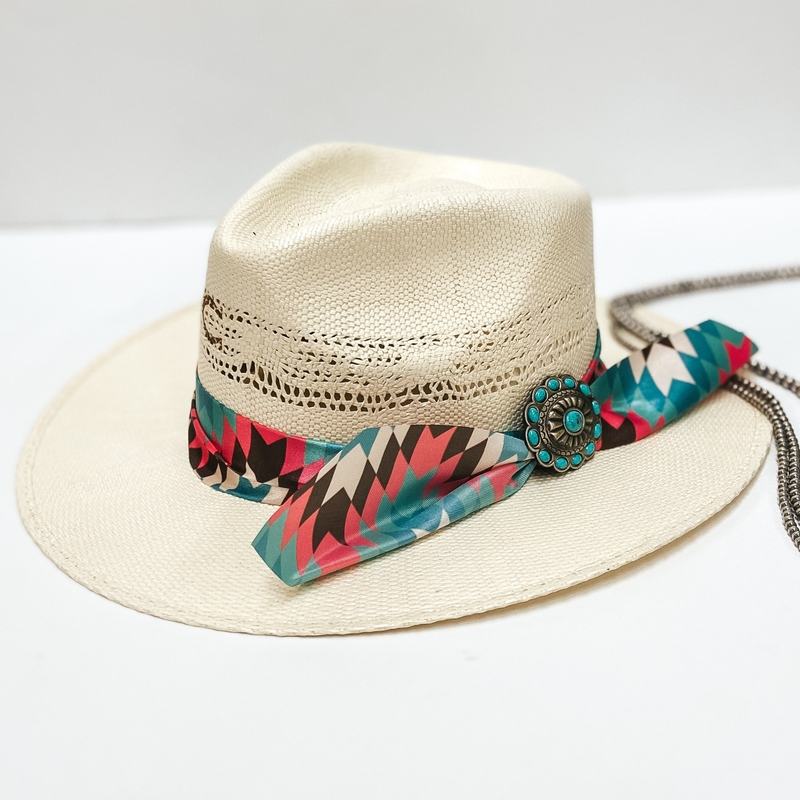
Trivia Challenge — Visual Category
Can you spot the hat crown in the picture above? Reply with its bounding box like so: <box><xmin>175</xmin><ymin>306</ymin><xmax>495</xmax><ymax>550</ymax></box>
<box><xmin>198</xmin><ymin>143</ymin><xmax>596</xmax><ymax>444</ymax></box>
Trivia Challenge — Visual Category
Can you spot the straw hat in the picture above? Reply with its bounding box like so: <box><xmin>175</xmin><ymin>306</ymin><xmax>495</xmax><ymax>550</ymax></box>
<box><xmin>16</xmin><ymin>143</ymin><xmax>771</xmax><ymax>635</ymax></box>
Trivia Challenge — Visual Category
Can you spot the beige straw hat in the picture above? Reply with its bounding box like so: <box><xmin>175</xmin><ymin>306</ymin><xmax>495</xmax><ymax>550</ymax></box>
<box><xmin>16</xmin><ymin>143</ymin><xmax>771</xmax><ymax>635</ymax></box>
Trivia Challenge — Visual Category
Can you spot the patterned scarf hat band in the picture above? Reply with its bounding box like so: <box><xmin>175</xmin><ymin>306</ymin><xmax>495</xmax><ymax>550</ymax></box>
<box><xmin>189</xmin><ymin>321</ymin><xmax>756</xmax><ymax>586</ymax></box>
<box><xmin>16</xmin><ymin>143</ymin><xmax>782</xmax><ymax>638</ymax></box>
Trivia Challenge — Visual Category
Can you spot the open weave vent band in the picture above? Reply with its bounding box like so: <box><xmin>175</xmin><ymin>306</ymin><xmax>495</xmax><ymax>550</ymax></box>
<box><xmin>189</xmin><ymin>321</ymin><xmax>755</xmax><ymax>585</ymax></box>
<box><xmin>198</xmin><ymin>289</ymin><xmax>596</xmax><ymax>441</ymax></box>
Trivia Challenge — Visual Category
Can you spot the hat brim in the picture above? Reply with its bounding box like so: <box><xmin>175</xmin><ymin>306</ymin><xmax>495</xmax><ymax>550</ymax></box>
<box><xmin>16</xmin><ymin>301</ymin><xmax>771</xmax><ymax>635</ymax></box>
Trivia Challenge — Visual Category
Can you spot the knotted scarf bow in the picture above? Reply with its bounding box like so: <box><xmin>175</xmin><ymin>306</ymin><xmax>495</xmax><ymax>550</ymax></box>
<box><xmin>189</xmin><ymin>321</ymin><xmax>755</xmax><ymax>585</ymax></box>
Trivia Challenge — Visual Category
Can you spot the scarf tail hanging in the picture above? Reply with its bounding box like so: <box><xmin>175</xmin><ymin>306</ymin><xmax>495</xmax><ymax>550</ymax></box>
<box><xmin>246</xmin><ymin>320</ymin><xmax>755</xmax><ymax>585</ymax></box>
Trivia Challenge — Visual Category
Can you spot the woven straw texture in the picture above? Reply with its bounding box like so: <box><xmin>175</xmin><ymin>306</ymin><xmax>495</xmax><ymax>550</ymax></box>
<box><xmin>16</xmin><ymin>301</ymin><xmax>771</xmax><ymax>635</ymax></box>
<box><xmin>199</xmin><ymin>143</ymin><xmax>596</xmax><ymax>443</ymax></box>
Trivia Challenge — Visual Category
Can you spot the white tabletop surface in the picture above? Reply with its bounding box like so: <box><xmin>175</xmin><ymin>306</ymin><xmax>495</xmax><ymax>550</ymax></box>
<box><xmin>3</xmin><ymin>188</ymin><xmax>800</xmax><ymax>799</ymax></box>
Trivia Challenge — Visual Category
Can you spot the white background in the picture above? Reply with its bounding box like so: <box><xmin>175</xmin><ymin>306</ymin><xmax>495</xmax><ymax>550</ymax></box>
<box><xmin>1</xmin><ymin>0</ymin><xmax>799</xmax><ymax>224</ymax></box>
<box><xmin>4</xmin><ymin>1</ymin><xmax>800</xmax><ymax>797</ymax></box>
<box><xmin>2</xmin><ymin>189</ymin><xmax>800</xmax><ymax>798</ymax></box>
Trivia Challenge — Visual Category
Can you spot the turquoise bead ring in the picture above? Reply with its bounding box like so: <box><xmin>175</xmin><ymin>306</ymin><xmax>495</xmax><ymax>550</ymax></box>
<box><xmin>523</xmin><ymin>374</ymin><xmax>601</xmax><ymax>473</ymax></box>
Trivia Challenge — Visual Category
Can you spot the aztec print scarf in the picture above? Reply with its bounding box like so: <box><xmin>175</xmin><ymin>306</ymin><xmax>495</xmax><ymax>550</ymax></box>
<box><xmin>189</xmin><ymin>321</ymin><xmax>755</xmax><ymax>586</ymax></box>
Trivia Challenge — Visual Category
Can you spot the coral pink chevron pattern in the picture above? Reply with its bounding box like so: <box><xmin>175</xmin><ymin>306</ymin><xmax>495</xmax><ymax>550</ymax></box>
<box><xmin>251</xmin><ymin>424</ymin><xmax>534</xmax><ymax>585</ymax></box>
<box><xmin>188</xmin><ymin>375</ymin><xmax>341</xmax><ymax>503</ymax></box>
<box><xmin>188</xmin><ymin>332</ymin><xmax>602</xmax><ymax>506</ymax></box>
<box><xmin>187</xmin><ymin>323</ymin><xmax>754</xmax><ymax>586</ymax></box>
<box><xmin>593</xmin><ymin>321</ymin><xmax>756</xmax><ymax>449</ymax></box>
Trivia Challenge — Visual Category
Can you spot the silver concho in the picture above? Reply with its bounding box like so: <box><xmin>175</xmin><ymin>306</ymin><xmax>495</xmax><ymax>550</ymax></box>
<box><xmin>523</xmin><ymin>375</ymin><xmax>601</xmax><ymax>472</ymax></box>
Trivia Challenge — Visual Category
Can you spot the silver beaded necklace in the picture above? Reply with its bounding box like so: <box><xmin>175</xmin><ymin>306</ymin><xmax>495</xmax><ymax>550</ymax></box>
<box><xmin>610</xmin><ymin>266</ymin><xmax>800</xmax><ymax>547</ymax></box>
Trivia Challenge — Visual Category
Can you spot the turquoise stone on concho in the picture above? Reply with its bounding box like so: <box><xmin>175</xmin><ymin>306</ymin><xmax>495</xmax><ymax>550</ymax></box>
<box><xmin>564</xmin><ymin>409</ymin><xmax>585</xmax><ymax>434</ymax></box>
<box><xmin>524</xmin><ymin>373</ymin><xmax>601</xmax><ymax>473</ymax></box>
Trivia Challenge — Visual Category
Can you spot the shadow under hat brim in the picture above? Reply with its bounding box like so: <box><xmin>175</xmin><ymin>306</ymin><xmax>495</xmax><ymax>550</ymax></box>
<box><xmin>16</xmin><ymin>301</ymin><xmax>771</xmax><ymax>635</ymax></box>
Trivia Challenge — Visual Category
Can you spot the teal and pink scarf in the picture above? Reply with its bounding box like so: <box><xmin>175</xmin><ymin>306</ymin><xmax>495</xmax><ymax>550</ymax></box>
<box><xmin>188</xmin><ymin>321</ymin><xmax>755</xmax><ymax>585</ymax></box>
